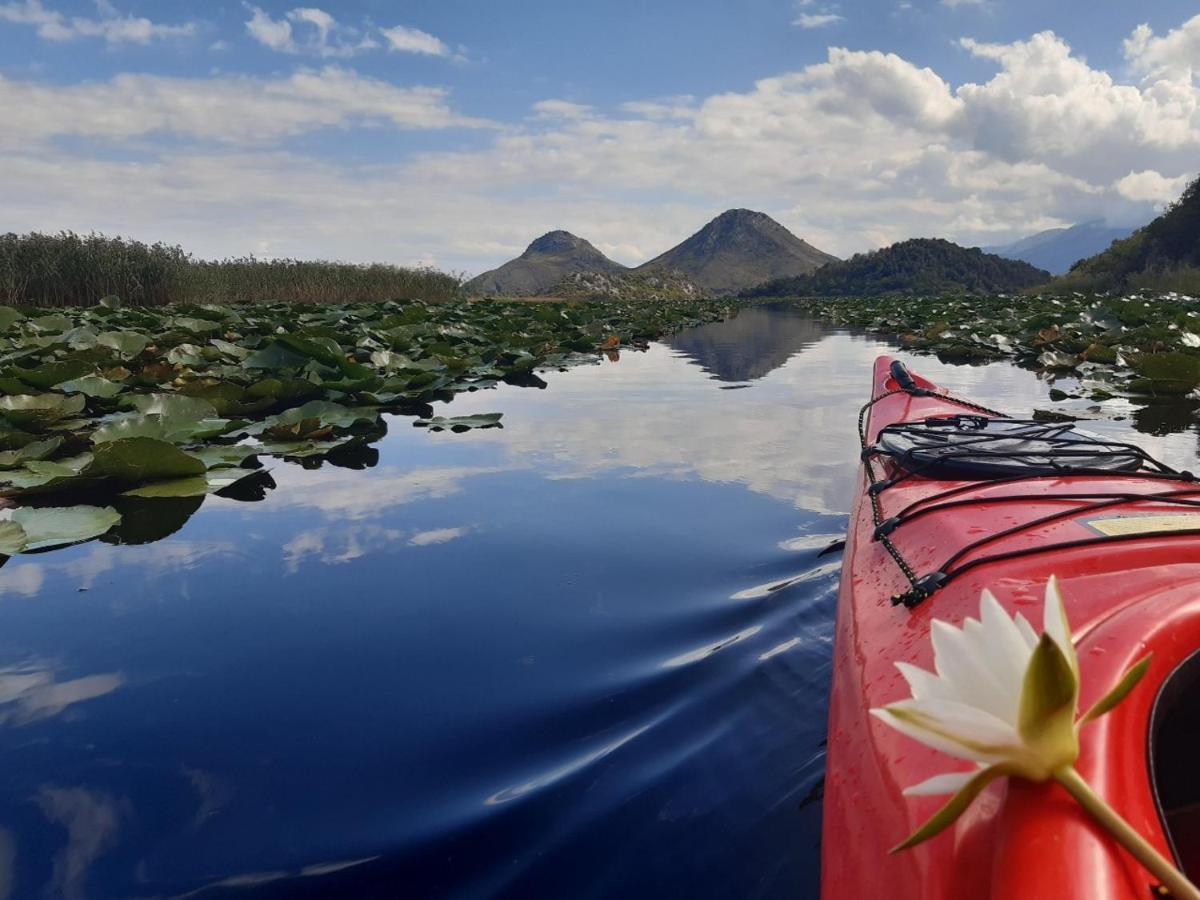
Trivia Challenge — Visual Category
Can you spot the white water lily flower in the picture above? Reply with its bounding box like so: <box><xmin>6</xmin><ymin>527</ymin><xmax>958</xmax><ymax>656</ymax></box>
<box><xmin>870</xmin><ymin>576</ymin><xmax>1151</xmax><ymax>851</ymax></box>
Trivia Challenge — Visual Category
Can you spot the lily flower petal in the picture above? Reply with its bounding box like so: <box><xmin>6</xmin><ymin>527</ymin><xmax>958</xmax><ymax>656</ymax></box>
<box><xmin>1042</xmin><ymin>575</ymin><xmax>1079</xmax><ymax>679</ymax></box>
<box><xmin>979</xmin><ymin>590</ymin><xmax>1037</xmax><ymax>714</ymax></box>
<box><xmin>902</xmin><ymin>769</ymin><xmax>982</xmax><ymax>797</ymax></box>
<box><xmin>895</xmin><ymin>661</ymin><xmax>957</xmax><ymax>704</ymax></box>
<box><xmin>930</xmin><ymin>618</ymin><xmax>1013</xmax><ymax>721</ymax></box>
<box><xmin>1013</xmin><ymin>612</ymin><xmax>1039</xmax><ymax>649</ymax></box>
<box><xmin>872</xmin><ymin>698</ymin><xmax>1021</xmax><ymax>763</ymax></box>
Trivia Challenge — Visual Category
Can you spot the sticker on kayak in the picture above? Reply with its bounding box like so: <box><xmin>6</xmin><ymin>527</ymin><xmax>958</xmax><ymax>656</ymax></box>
<box><xmin>1086</xmin><ymin>514</ymin><xmax>1200</xmax><ymax>537</ymax></box>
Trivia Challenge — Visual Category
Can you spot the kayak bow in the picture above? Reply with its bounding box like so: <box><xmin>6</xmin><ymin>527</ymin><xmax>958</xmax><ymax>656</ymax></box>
<box><xmin>823</xmin><ymin>355</ymin><xmax>1200</xmax><ymax>899</ymax></box>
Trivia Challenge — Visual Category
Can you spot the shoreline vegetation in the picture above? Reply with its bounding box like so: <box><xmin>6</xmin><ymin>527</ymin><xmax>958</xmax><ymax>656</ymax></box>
<box><xmin>1</xmin><ymin>232</ymin><xmax>463</xmax><ymax>307</ymax></box>
<box><xmin>778</xmin><ymin>291</ymin><xmax>1200</xmax><ymax>398</ymax></box>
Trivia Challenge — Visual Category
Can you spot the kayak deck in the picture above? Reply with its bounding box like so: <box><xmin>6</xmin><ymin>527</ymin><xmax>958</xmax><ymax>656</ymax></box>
<box><xmin>822</xmin><ymin>356</ymin><xmax>1200</xmax><ymax>899</ymax></box>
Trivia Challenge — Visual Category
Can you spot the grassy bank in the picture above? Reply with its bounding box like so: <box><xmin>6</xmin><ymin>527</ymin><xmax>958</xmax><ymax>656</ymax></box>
<box><xmin>777</xmin><ymin>292</ymin><xmax>1200</xmax><ymax>397</ymax></box>
<box><xmin>0</xmin><ymin>232</ymin><xmax>462</xmax><ymax>306</ymax></box>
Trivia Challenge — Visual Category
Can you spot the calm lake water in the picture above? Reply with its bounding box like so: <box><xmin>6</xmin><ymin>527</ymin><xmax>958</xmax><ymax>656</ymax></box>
<box><xmin>0</xmin><ymin>303</ymin><xmax>1197</xmax><ymax>899</ymax></box>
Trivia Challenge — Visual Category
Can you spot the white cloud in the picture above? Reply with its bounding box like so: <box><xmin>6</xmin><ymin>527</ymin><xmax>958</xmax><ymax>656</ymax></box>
<box><xmin>1124</xmin><ymin>13</ymin><xmax>1200</xmax><ymax>79</ymax></box>
<box><xmin>619</xmin><ymin>96</ymin><xmax>697</xmax><ymax>120</ymax></box>
<box><xmin>942</xmin><ymin>0</ymin><xmax>986</xmax><ymax>7</ymax></box>
<box><xmin>1</xmin><ymin>17</ymin><xmax>1198</xmax><ymax>270</ymax></box>
<box><xmin>1115</xmin><ymin>169</ymin><xmax>1191</xmax><ymax>204</ymax></box>
<box><xmin>409</xmin><ymin>526</ymin><xmax>470</xmax><ymax>546</ymax></box>
<box><xmin>381</xmin><ymin>23</ymin><xmax>450</xmax><ymax>57</ymax></box>
<box><xmin>242</xmin><ymin>6</ymin><xmax>454</xmax><ymax>60</ymax></box>
<box><xmin>0</xmin><ymin>66</ymin><xmax>492</xmax><ymax>146</ymax></box>
<box><xmin>793</xmin><ymin>13</ymin><xmax>842</xmax><ymax>28</ymax></box>
<box><xmin>0</xmin><ymin>0</ymin><xmax>194</xmax><ymax>44</ymax></box>
<box><xmin>533</xmin><ymin>99</ymin><xmax>594</xmax><ymax>119</ymax></box>
<box><xmin>244</xmin><ymin>4</ymin><xmax>378</xmax><ymax>58</ymax></box>
<box><xmin>265</xmin><ymin>466</ymin><xmax>510</xmax><ymax>520</ymax></box>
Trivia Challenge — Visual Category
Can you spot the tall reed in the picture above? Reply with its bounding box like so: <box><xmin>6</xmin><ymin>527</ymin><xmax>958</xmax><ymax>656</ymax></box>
<box><xmin>0</xmin><ymin>231</ymin><xmax>462</xmax><ymax>307</ymax></box>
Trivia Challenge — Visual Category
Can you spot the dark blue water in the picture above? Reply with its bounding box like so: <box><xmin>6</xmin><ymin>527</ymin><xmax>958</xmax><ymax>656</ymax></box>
<box><xmin>0</xmin><ymin>305</ymin><xmax>1195</xmax><ymax>899</ymax></box>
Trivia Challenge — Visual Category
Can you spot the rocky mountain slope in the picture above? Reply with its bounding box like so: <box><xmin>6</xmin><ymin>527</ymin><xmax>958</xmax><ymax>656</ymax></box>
<box><xmin>636</xmin><ymin>209</ymin><xmax>837</xmax><ymax>296</ymax></box>
<box><xmin>744</xmin><ymin>238</ymin><xmax>1050</xmax><ymax>297</ymax></box>
<box><xmin>549</xmin><ymin>268</ymin><xmax>702</xmax><ymax>301</ymax></box>
<box><xmin>466</xmin><ymin>231</ymin><xmax>626</xmax><ymax>296</ymax></box>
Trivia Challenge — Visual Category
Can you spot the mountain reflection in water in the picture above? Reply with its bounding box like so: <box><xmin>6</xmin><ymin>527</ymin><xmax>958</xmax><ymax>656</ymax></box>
<box><xmin>665</xmin><ymin>304</ymin><xmax>827</xmax><ymax>382</ymax></box>
<box><xmin>0</xmin><ymin>306</ymin><xmax>1197</xmax><ymax>899</ymax></box>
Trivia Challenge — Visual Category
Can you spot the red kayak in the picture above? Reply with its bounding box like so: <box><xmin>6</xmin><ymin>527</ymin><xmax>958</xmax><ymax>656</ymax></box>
<box><xmin>823</xmin><ymin>355</ymin><xmax>1200</xmax><ymax>899</ymax></box>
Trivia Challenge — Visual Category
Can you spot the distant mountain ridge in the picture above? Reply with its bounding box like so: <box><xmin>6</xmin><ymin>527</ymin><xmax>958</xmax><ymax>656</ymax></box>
<box><xmin>465</xmin><ymin>230</ymin><xmax>625</xmax><ymax>296</ymax></box>
<box><xmin>467</xmin><ymin>210</ymin><xmax>837</xmax><ymax>298</ymax></box>
<box><xmin>984</xmin><ymin>221</ymin><xmax>1138</xmax><ymax>275</ymax></box>
<box><xmin>744</xmin><ymin>238</ymin><xmax>1050</xmax><ymax>297</ymax></box>
<box><xmin>635</xmin><ymin>209</ymin><xmax>838</xmax><ymax>295</ymax></box>
<box><xmin>1060</xmin><ymin>176</ymin><xmax>1200</xmax><ymax>292</ymax></box>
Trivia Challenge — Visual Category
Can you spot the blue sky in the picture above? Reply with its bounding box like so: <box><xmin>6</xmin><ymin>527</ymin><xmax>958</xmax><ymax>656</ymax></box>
<box><xmin>1</xmin><ymin>1</ymin><xmax>1199</xmax><ymax>273</ymax></box>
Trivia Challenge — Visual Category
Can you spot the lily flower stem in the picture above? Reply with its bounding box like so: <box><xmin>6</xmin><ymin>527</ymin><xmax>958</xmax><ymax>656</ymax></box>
<box><xmin>1054</xmin><ymin>765</ymin><xmax>1200</xmax><ymax>900</ymax></box>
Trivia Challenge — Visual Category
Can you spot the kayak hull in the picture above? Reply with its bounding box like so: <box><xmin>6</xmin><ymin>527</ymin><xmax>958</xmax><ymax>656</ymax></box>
<box><xmin>822</xmin><ymin>356</ymin><xmax>1200</xmax><ymax>900</ymax></box>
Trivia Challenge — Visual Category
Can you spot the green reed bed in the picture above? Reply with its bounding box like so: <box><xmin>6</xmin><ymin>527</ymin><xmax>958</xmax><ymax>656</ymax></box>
<box><xmin>0</xmin><ymin>232</ymin><xmax>461</xmax><ymax>307</ymax></box>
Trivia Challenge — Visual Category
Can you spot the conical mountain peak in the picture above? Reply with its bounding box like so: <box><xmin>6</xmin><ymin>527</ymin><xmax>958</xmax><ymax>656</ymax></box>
<box><xmin>636</xmin><ymin>209</ymin><xmax>838</xmax><ymax>295</ymax></box>
<box><xmin>467</xmin><ymin>230</ymin><xmax>626</xmax><ymax>296</ymax></box>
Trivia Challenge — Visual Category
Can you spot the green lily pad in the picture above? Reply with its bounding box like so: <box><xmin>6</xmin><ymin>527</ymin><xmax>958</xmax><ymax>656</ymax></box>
<box><xmin>415</xmin><ymin>413</ymin><xmax>503</xmax><ymax>432</ymax></box>
<box><xmin>119</xmin><ymin>475</ymin><xmax>213</xmax><ymax>498</ymax></box>
<box><xmin>268</xmin><ymin>400</ymin><xmax>378</xmax><ymax>430</ymax></box>
<box><xmin>188</xmin><ymin>445</ymin><xmax>260</xmax><ymax>469</ymax></box>
<box><xmin>242</xmin><ymin>342</ymin><xmax>312</xmax><ymax>370</ymax></box>
<box><xmin>0</xmin><ymin>436</ymin><xmax>63</xmax><ymax>470</ymax></box>
<box><xmin>121</xmin><ymin>466</ymin><xmax>263</xmax><ymax>497</ymax></box>
<box><xmin>58</xmin><ymin>375</ymin><xmax>124</xmax><ymax>399</ymax></box>
<box><xmin>9</xmin><ymin>505</ymin><xmax>121</xmax><ymax>550</ymax></box>
<box><xmin>28</xmin><ymin>314</ymin><xmax>72</xmax><ymax>333</ymax></box>
<box><xmin>173</xmin><ymin>317</ymin><xmax>221</xmax><ymax>335</ymax></box>
<box><xmin>1130</xmin><ymin>352</ymin><xmax>1200</xmax><ymax>395</ymax></box>
<box><xmin>253</xmin><ymin>437</ymin><xmax>357</xmax><ymax>458</ymax></box>
<box><xmin>97</xmin><ymin>331</ymin><xmax>149</xmax><ymax>358</ymax></box>
<box><xmin>166</xmin><ymin>343</ymin><xmax>206</xmax><ymax>366</ymax></box>
<box><xmin>0</xmin><ymin>521</ymin><xmax>25</xmax><ymax>555</ymax></box>
<box><xmin>86</xmin><ymin>437</ymin><xmax>207</xmax><ymax>482</ymax></box>
<box><xmin>0</xmin><ymin>308</ymin><xmax>25</xmax><ymax>332</ymax></box>
<box><xmin>62</xmin><ymin>326</ymin><xmax>99</xmax><ymax>349</ymax></box>
<box><xmin>13</xmin><ymin>359</ymin><xmax>95</xmax><ymax>389</ymax></box>
<box><xmin>209</xmin><ymin>339</ymin><xmax>250</xmax><ymax>361</ymax></box>
<box><xmin>130</xmin><ymin>393</ymin><xmax>220</xmax><ymax>420</ymax></box>
<box><xmin>0</xmin><ymin>394</ymin><xmax>87</xmax><ymax>430</ymax></box>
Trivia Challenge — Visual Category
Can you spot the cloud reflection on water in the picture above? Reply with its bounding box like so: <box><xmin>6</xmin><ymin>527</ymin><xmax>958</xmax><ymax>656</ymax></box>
<box><xmin>0</xmin><ymin>665</ymin><xmax>124</xmax><ymax>726</ymax></box>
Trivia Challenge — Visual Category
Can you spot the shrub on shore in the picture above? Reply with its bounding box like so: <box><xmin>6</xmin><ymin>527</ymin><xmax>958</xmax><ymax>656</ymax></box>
<box><xmin>0</xmin><ymin>231</ymin><xmax>462</xmax><ymax>307</ymax></box>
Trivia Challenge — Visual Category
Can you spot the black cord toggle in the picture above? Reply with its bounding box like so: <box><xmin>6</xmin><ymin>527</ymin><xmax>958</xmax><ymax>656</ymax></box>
<box><xmin>892</xmin><ymin>572</ymin><xmax>948</xmax><ymax>608</ymax></box>
<box><xmin>874</xmin><ymin>517</ymin><xmax>901</xmax><ymax>539</ymax></box>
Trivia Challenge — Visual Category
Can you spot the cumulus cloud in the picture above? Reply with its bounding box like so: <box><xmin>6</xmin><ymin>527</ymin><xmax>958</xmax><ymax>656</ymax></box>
<box><xmin>243</xmin><ymin>4</ymin><xmax>378</xmax><ymax>58</ymax></box>
<box><xmin>1124</xmin><ymin>13</ymin><xmax>1200</xmax><ymax>79</ymax></box>
<box><xmin>1115</xmin><ymin>169</ymin><xmax>1192</xmax><ymax>204</ymax></box>
<box><xmin>243</xmin><ymin>4</ymin><xmax>453</xmax><ymax>59</ymax></box>
<box><xmin>380</xmin><ymin>24</ymin><xmax>450</xmax><ymax>57</ymax></box>
<box><xmin>0</xmin><ymin>0</ymin><xmax>194</xmax><ymax>44</ymax></box>
<box><xmin>0</xmin><ymin>66</ymin><xmax>492</xmax><ymax>145</ymax></box>
<box><xmin>1</xmin><ymin>16</ymin><xmax>1197</xmax><ymax>270</ymax></box>
<box><xmin>956</xmin><ymin>32</ymin><xmax>1199</xmax><ymax>182</ymax></box>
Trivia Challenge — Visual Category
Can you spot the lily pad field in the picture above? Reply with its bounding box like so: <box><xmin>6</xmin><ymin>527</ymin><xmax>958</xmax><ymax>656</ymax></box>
<box><xmin>0</xmin><ymin>296</ymin><xmax>732</xmax><ymax>553</ymax></box>
<box><xmin>787</xmin><ymin>291</ymin><xmax>1200</xmax><ymax>399</ymax></box>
